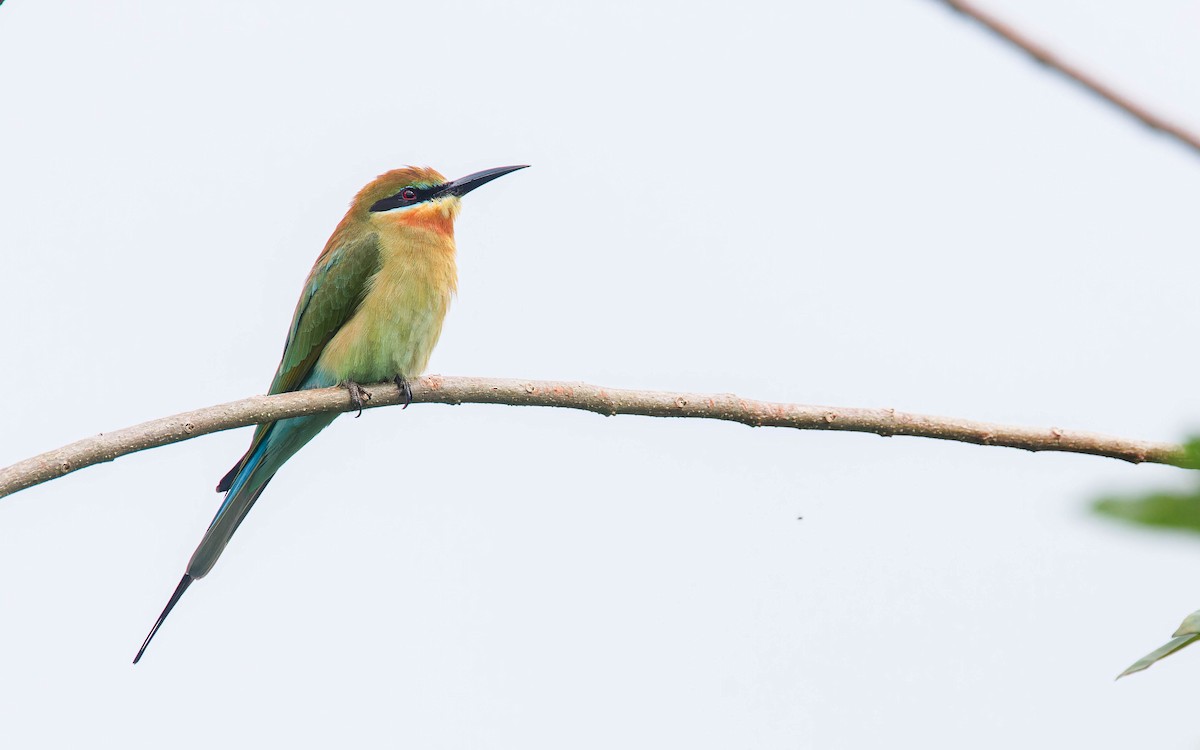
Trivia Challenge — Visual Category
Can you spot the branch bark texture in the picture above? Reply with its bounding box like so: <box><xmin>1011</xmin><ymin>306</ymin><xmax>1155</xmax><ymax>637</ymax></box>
<box><xmin>934</xmin><ymin>0</ymin><xmax>1200</xmax><ymax>158</ymax></box>
<box><xmin>0</xmin><ymin>375</ymin><xmax>1190</xmax><ymax>499</ymax></box>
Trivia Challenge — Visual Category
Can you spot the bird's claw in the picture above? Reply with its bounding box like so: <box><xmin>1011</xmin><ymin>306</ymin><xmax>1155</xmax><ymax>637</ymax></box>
<box><xmin>394</xmin><ymin>376</ymin><xmax>413</xmax><ymax>409</ymax></box>
<box><xmin>345</xmin><ymin>380</ymin><xmax>370</xmax><ymax>418</ymax></box>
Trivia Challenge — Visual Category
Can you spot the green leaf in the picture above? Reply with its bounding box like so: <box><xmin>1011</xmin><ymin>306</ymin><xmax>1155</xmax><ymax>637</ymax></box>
<box><xmin>1092</xmin><ymin>437</ymin><xmax>1200</xmax><ymax>533</ymax></box>
<box><xmin>1180</xmin><ymin>436</ymin><xmax>1200</xmax><ymax>470</ymax></box>
<box><xmin>1173</xmin><ymin>609</ymin><xmax>1200</xmax><ymax>637</ymax></box>
<box><xmin>1092</xmin><ymin>489</ymin><xmax>1200</xmax><ymax>534</ymax></box>
<box><xmin>1096</xmin><ymin>436</ymin><xmax>1200</xmax><ymax>678</ymax></box>
<box><xmin>1118</xmin><ymin>611</ymin><xmax>1200</xmax><ymax>679</ymax></box>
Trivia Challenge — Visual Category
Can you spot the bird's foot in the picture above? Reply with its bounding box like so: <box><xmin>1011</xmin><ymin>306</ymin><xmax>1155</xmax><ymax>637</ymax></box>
<box><xmin>394</xmin><ymin>375</ymin><xmax>413</xmax><ymax>409</ymax></box>
<box><xmin>344</xmin><ymin>380</ymin><xmax>370</xmax><ymax>418</ymax></box>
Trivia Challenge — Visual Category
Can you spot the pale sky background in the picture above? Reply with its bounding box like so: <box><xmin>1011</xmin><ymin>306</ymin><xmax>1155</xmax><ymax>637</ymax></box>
<box><xmin>2</xmin><ymin>0</ymin><xmax>1199</xmax><ymax>747</ymax></box>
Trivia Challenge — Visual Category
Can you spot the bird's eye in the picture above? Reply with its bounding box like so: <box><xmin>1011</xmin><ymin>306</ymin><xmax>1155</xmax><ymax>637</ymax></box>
<box><xmin>401</xmin><ymin>187</ymin><xmax>417</xmax><ymax>201</ymax></box>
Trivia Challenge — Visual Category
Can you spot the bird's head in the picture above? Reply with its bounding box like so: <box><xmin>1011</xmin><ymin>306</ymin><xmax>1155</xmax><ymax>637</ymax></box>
<box><xmin>352</xmin><ymin>165</ymin><xmax>528</xmax><ymax>236</ymax></box>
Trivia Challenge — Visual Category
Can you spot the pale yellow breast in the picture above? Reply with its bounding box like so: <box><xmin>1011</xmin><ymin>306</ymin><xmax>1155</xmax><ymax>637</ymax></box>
<box><xmin>317</xmin><ymin>226</ymin><xmax>457</xmax><ymax>384</ymax></box>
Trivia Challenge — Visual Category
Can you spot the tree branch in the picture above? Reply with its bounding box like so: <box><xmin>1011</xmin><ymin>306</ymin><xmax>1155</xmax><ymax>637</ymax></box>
<box><xmin>0</xmin><ymin>375</ymin><xmax>1190</xmax><ymax>499</ymax></box>
<box><xmin>933</xmin><ymin>0</ymin><xmax>1200</xmax><ymax>158</ymax></box>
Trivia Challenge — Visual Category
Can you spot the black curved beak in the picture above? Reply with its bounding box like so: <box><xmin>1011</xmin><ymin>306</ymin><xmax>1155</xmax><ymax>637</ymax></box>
<box><xmin>438</xmin><ymin>165</ymin><xmax>529</xmax><ymax>198</ymax></box>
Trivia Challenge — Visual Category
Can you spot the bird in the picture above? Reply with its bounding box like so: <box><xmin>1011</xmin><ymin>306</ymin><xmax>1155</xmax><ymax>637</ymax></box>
<box><xmin>133</xmin><ymin>164</ymin><xmax>528</xmax><ymax>663</ymax></box>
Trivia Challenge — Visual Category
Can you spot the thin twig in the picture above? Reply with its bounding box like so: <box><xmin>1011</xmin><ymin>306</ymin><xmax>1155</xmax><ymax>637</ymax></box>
<box><xmin>933</xmin><ymin>0</ymin><xmax>1200</xmax><ymax>157</ymax></box>
<box><xmin>0</xmin><ymin>375</ymin><xmax>1189</xmax><ymax>499</ymax></box>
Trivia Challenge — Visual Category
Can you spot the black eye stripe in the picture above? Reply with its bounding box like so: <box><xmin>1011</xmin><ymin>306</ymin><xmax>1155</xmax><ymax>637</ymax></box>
<box><xmin>368</xmin><ymin>184</ymin><xmax>444</xmax><ymax>213</ymax></box>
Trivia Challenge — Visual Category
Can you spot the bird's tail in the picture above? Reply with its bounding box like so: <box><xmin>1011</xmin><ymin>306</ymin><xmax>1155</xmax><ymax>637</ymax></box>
<box><xmin>133</xmin><ymin>574</ymin><xmax>193</xmax><ymax>663</ymax></box>
<box><xmin>132</xmin><ymin>410</ymin><xmax>337</xmax><ymax>663</ymax></box>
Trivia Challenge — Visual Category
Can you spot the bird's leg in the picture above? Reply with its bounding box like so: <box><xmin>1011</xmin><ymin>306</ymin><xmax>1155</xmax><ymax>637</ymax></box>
<box><xmin>394</xmin><ymin>375</ymin><xmax>413</xmax><ymax>409</ymax></box>
<box><xmin>344</xmin><ymin>380</ymin><xmax>370</xmax><ymax>418</ymax></box>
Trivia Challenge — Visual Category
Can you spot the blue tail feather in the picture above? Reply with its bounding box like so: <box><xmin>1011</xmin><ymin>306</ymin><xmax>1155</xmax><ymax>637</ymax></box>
<box><xmin>134</xmin><ymin>370</ymin><xmax>341</xmax><ymax>662</ymax></box>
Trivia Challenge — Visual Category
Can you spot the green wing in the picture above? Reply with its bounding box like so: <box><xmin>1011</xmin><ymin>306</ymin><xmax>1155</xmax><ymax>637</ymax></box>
<box><xmin>268</xmin><ymin>232</ymin><xmax>381</xmax><ymax>394</ymax></box>
<box><xmin>216</xmin><ymin>232</ymin><xmax>381</xmax><ymax>492</ymax></box>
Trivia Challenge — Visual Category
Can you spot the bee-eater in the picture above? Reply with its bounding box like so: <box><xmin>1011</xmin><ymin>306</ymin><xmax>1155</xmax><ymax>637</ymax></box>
<box><xmin>133</xmin><ymin>164</ymin><xmax>527</xmax><ymax>663</ymax></box>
